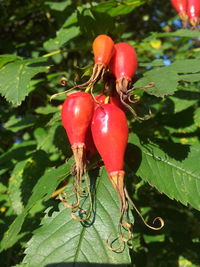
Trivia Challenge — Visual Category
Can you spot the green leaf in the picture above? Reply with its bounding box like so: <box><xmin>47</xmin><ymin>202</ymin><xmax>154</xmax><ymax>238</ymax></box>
<box><xmin>179</xmin><ymin>73</ymin><xmax>200</xmax><ymax>82</ymax></box>
<box><xmin>0</xmin><ymin>183</ymin><xmax>7</xmax><ymax>194</ymax></box>
<box><xmin>1</xmin><ymin>163</ymin><xmax>70</xmax><ymax>251</ymax></box>
<box><xmin>92</xmin><ymin>1</ymin><xmax>116</xmax><ymax>13</ymax></box>
<box><xmin>8</xmin><ymin>160</ymin><xmax>27</xmax><ymax>215</ymax></box>
<box><xmin>168</xmin><ymin>59</ymin><xmax>200</xmax><ymax>74</ymax></box>
<box><xmin>35</xmin><ymin>105</ymin><xmax>59</xmax><ymax>115</ymax></box>
<box><xmin>140</xmin><ymin>59</ymin><xmax>164</xmax><ymax>67</ymax></box>
<box><xmin>134</xmin><ymin>67</ymin><xmax>179</xmax><ymax>97</ymax></box>
<box><xmin>43</xmin><ymin>26</ymin><xmax>80</xmax><ymax>52</ymax></box>
<box><xmin>62</xmin><ymin>11</ymin><xmax>78</xmax><ymax>28</ymax></box>
<box><xmin>194</xmin><ymin>107</ymin><xmax>200</xmax><ymax>127</ymax></box>
<box><xmin>0</xmin><ymin>54</ymin><xmax>19</xmax><ymax>69</ymax></box>
<box><xmin>45</xmin><ymin>0</ymin><xmax>71</xmax><ymax>11</ymax></box>
<box><xmin>156</xmin><ymin>29</ymin><xmax>200</xmax><ymax>39</ymax></box>
<box><xmin>108</xmin><ymin>0</ymin><xmax>144</xmax><ymax>17</ymax></box>
<box><xmin>77</xmin><ymin>8</ymin><xmax>114</xmax><ymax>38</ymax></box>
<box><xmin>169</xmin><ymin>90</ymin><xmax>199</xmax><ymax>113</ymax></box>
<box><xmin>22</xmin><ymin>168</ymin><xmax>131</xmax><ymax>266</ymax></box>
<box><xmin>0</xmin><ymin>140</ymin><xmax>36</xmax><ymax>171</ymax></box>
<box><xmin>4</xmin><ymin>114</ymin><xmax>36</xmax><ymax>132</ymax></box>
<box><xmin>93</xmin><ymin>0</ymin><xmax>144</xmax><ymax>17</ymax></box>
<box><xmin>130</xmin><ymin>134</ymin><xmax>200</xmax><ymax>211</ymax></box>
<box><xmin>33</xmin><ymin>122</ymin><xmax>67</xmax><ymax>155</ymax></box>
<box><xmin>0</xmin><ymin>57</ymin><xmax>49</xmax><ymax>106</ymax></box>
<box><xmin>135</xmin><ymin>59</ymin><xmax>200</xmax><ymax>98</ymax></box>
<box><xmin>178</xmin><ymin>256</ymin><xmax>196</xmax><ymax>267</ymax></box>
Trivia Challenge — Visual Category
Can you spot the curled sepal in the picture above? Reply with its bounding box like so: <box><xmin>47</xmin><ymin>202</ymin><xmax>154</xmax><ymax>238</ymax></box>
<box><xmin>106</xmin><ymin>223</ymin><xmax>132</xmax><ymax>252</ymax></box>
<box><xmin>118</xmin><ymin>81</ymin><xmax>155</xmax><ymax>120</ymax></box>
<box><xmin>124</xmin><ymin>188</ymin><xmax>165</xmax><ymax>231</ymax></box>
<box><xmin>106</xmin><ymin>171</ymin><xmax>133</xmax><ymax>250</ymax></box>
<box><xmin>59</xmin><ymin>191</ymin><xmax>80</xmax><ymax>210</ymax></box>
<box><xmin>190</xmin><ymin>17</ymin><xmax>200</xmax><ymax>28</ymax></box>
<box><xmin>106</xmin><ymin>233</ymin><xmax>125</xmax><ymax>253</ymax></box>
<box><xmin>119</xmin><ymin>92</ymin><xmax>151</xmax><ymax>121</ymax></box>
<box><xmin>60</xmin><ymin>173</ymin><xmax>94</xmax><ymax>222</ymax></box>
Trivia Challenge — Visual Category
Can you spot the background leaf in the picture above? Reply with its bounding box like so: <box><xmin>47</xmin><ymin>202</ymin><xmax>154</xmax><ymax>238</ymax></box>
<box><xmin>1</xmin><ymin>163</ymin><xmax>70</xmax><ymax>251</ymax></box>
<box><xmin>43</xmin><ymin>26</ymin><xmax>80</xmax><ymax>52</ymax></box>
<box><xmin>0</xmin><ymin>58</ymin><xmax>49</xmax><ymax>105</ymax></box>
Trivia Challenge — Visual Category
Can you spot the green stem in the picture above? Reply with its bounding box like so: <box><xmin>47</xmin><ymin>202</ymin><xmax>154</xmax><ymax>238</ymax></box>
<box><xmin>104</xmin><ymin>96</ymin><xmax>110</xmax><ymax>104</ymax></box>
<box><xmin>42</xmin><ymin>50</ymin><xmax>61</xmax><ymax>58</ymax></box>
<box><xmin>85</xmin><ymin>85</ymin><xmax>92</xmax><ymax>93</ymax></box>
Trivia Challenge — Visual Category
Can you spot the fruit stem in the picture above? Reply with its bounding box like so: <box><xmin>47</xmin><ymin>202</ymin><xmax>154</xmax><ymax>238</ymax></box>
<box><xmin>104</xmin><ymin>96</ymin><xmax>110</xmax><ymax>104</ymax></box>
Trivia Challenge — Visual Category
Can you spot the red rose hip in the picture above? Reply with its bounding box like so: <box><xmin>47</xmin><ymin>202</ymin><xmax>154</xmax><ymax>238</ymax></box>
<box><xmin>61</xmin><ymin>92</ymin><xmax>94</xmax><ymax>192</ymax></box>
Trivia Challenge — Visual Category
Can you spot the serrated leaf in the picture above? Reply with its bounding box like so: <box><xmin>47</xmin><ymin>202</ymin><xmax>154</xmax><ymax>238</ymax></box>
<box><xmin>0</xmin><ymin>57</ymin><xmax>49</xmax><ymax>106</ymax></box>
<box><xmin>130</xmin><ymin>134</ymin><xmax>200</xmax><ymax>211</ymax></box>
<box><xmin>194</xmin><ymin>107</ymin><xmax>200</xmax><ymax>127</ymax></box>
<box><xmin>169</xmin><ymin>59</ymin><xmax>200</xmax><ymax>74</ymax></box>
<box><xmin>8</xmin><ymin>160</ymin><xmax>27</xmax><ymax>215</ymax></box>
<box><xmin>23</xmin><ymin>168</ymin><xmax>131</xmax><ymax>266</ymax></box>
<box><xmin>134</xmin><ymin>67</ymin><xmax>179</xmax><ymax>97</ymax></box>
<box><xmin>44</xmin><ymin>26</ymin><xmax>80</xmax><ymax>52</ymax></box>
<box><xmin>135</xmin><ymin>59</ymin><xmax>200</xmax><ymax>98</ymax></box>
<box><xmin>1</xmin><ymin>163</ymin><xmax>70</xmax><ymax>251</ymax></box>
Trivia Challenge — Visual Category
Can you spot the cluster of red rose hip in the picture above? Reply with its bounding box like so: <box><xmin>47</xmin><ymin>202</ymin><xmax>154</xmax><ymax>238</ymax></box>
<box><xmin>59</xmin><ymin>35</ymin><xmax>164</xmax><ymax>247</ymax></box>
<box><xmin>60</xmin><ymin>35</ymin><xmax>137</xmax><ymax>222</ymax></box>
<box><xmin>171</xmin><ymin>0</ymin><xmax>200</xmax><ymax>28</ymax></box>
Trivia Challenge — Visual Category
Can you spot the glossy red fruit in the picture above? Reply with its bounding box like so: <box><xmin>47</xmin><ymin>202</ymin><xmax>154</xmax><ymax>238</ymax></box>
<box><xmin>188</xmin><ymin>0</ymin><xmax>200</xmax><ymax>26</ymax></box>
<box><xmin>170</xmin><ymin>0</ymin><xmax>188</xmax><ymax>26</ymax></box>
<box><xmin>62</xmin><ymin>92</ymin><xmax>94</xmax><ymax>146</ymax></box>
<box><xmin>109</xmin><ymin>42</ymin><xmax>138</xmax><ymax>81</ymax></box>
<box><xmin>92</xmin><ymin>35</ymin><xmax>114</xmax><ymax>66</ymax></box>
<box><xmin>170</xmin><ymin>0</ymin><xmax>187</xmax><ymax>15</ymax></box>
<box><xmin>91</xmin><ymin>104</ymin><xmax>128</xmax><ymax>215</ymax></box>
<box><xmin>91</xmin><ymin>104</ymin><xmax>128</xmax><ymax>173</ymax></box>
<box><xmin>61</xmin><ymin>92</ymin><xmax>94</xmax><ymax>191</ymax></box>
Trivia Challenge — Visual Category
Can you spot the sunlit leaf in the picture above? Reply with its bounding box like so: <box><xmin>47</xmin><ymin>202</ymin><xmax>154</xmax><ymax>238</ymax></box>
<box><xmin>0</xmin><ymin>58</ymin><xmax>49</xmax><ymax>106</ymax></box>
<box><xmin>130</xmin><ymin>134</ymin><xmax>200</xmax><ymax>211</ymax></box>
